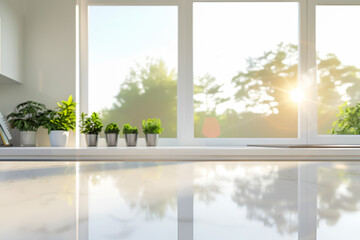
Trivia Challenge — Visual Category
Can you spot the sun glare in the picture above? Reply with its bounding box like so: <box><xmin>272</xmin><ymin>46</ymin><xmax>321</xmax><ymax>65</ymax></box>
<box><xmin>290</xmin><ymin>88</ymin><xmax>304</xmax><ymax>103</ymax></box>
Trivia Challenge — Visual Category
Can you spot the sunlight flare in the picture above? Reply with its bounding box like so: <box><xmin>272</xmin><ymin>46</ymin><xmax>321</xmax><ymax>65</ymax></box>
<box><xmin>290</xmin><ymin>88</ymin><xmax>304</xmax><ymax>103</ymax></box>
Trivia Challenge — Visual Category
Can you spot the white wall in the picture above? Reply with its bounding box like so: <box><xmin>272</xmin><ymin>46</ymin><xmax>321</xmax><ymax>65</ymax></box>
<box><xmin>0</xmin><ymin>0</ymin><xmax>76</xmax><ymax>146</ymax></box>
<box><xmin>0</xmin><ymin>0</ymin><xmax>23</xmax><ymax>83</ymax></box>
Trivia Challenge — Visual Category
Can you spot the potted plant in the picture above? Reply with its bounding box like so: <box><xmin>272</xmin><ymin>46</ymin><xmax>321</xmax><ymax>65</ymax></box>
<box><xmin>7</xmin><ymin>101</ymin><xmax>47</xmax><ymax>147</ymax></box>
<box><xmin>122</xmin><ymin>123</ymin><xmax>138</xmax><ymax>147</ymax></box>
<box><xmin>104</xmin><ymin>123</ymin><xmax>120</xmax><ymax>147</ymax></box>
<box><xmin>40</xmin><ymin>95</ymin><xmax>76</xmax><ymax>147</ymax></box>
<box><xmin>80</xmin><ymin>112</ymin><xmax>103</xmax><ymax>147</ymax></box>
<box><xmin>142</xmin><ymin>118</ymin><xmax>164</xmax><ymax>146</ymax></box>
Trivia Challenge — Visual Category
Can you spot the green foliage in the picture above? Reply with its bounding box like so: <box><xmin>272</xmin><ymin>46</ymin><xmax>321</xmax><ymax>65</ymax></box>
<box><xmin>330</xmin><ymin>102</ymin><xmax>360</xmax><ymax>135</ymax></box>
<box><xmin>80</xmin><ymin>112</ymin><xmax>103</xmax><ymax>134</ymax></box>
<box><xmin>230</xmin><ymin>43</ymin><xmax>360</xmax><ymax>136</ymax></box>
<box><xmin>99</xmin><ymin>44</ymin><xmax>360</xmax><ymax>138</ymax></box>
<box><xmin>232</xmin><ymin>43</ymin><xmax>298</xmax><ymax>115</ymax></box>
<box><xmin>194</xmin><ymin>74</ymin><xmax>230</xmax><ymax>115</ymax></box>
<box><xmin>39</xmin><ymin>95</ymin><xmax>76</xmax><ymax>134</ymax></box>
<box><xmin>7</xmin><ymin>101</ymin><xmax>47</xmax><ymax>131</ymax></box>
<box><xmin>101</xmin><ymin>59</ymin><xmax>177</xmax><ymax>137</ymax></box>
<box><xmin>122</xmin><ymin>123</ymin><xmax>138</xmax><ymax>134</ymax></box>
<box><xmin>105</xmin><ymin>123</ymin><xmax>120</xmax><ymax>134</ymax></box>
<box><xmin>193</xmin><ymin>43</ymin><xmax>299</xmax><ymax>137</ymax></box>
<box><xmin>317</xmin><ymin>53</ymin><xmax>360</xmax><ymax>134</ymax></box>
<box><xmin>142</xmin><ymin>118</ymin><xmax>163</xmax><ymax>134</ymax></box>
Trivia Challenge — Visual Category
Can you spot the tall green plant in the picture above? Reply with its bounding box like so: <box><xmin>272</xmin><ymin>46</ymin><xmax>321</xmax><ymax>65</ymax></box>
<box><xmin>330</xmin><ymin>102</ymin><xmax>360</xmax><ymax>135</ymax></box>
<box><xmin>40</xmin><ymin>95</ymin><xmax>76</xmax><ymax>134</ymax></box>
<box><xmin>7</xmin><ymin>101</ymin><xmax>47</xmax><ymax>131</ymax></box>
<box><xmin>80</xmin><ymin>112</ymin><xmax>103</xmax><ymax>134</ymax></box>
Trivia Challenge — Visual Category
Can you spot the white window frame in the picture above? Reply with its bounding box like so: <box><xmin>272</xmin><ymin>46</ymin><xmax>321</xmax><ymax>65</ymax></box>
<box><xmin>78</xmin><ymin>0</ymin><xmax>360</xmax><ymax>146</ymax></box>
<box><xmin>307</xmin><ymin>0</ymin><xmax>360</xmax><ymax>144</ymax></box>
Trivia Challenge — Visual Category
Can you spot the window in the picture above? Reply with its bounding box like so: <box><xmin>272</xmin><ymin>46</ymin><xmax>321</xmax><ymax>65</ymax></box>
<box><xmin>88</xmin><ymin>6</ymin><xmax>178</xmax><ymax>138</ymax></box>
<box><xmin>316</xmin><ymin>5</ymin><xmax>360</xmax><ymax>135</ymax></box>
<box><xmin>193</xmin><ymin>2</ymin><xmax>299</xmax><ymax>138</ymax></box>
<box><xmin>80</xmin><ymin>0</ymin><xmax>360</xmax><ymax>146</ymax></box>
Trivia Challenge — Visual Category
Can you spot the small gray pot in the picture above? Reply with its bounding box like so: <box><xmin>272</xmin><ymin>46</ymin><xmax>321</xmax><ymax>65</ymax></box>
<box><xmin>124</xmin><ymin>133</ymin><xmax>138</xmax><ymax>147</ymax></box>
<box><xmin>106</xmin><ymin>133</ymin><xmax>118</xmax><ymax>147</ymax></box>
<box><xmin>85</xmin><ymin>134</ymin><xmax>99</xmax><ymax>147</ymax></box>
<box><xmin>145</xmin><ymin>134</ymin><xmax>159</xmax><ymax>147</ymax></box>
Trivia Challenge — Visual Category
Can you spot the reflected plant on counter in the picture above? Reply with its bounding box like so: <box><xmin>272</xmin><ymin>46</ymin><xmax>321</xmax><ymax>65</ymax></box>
<box><xmin>39</xmin><ymin>95</ymin><xmax>76</xmax><ymax>147</ymax></box>
<box><xmin>142</xmin><ymin>118</ymin><xmax>163</xmax><ymax>147</ymax></box>
<box><xmin>330</xmin><ymin>102</ymin><xmax>360</xmax><ymax>135</ymax></box>
<box><xmin>80</xmin><ymin>112</ymin><xmax>103</xmax><ymax>147</ymax></box>
<box><xmin>7</xmin><ymin>101</ymin><xmax>47</xmax><ymax>147</ymax></box>
<box><xmin>104</xmin><ymin>123</ymin><xmax>120</xmax><ymax>147</ymax></box>
<box><xmin>122</xmin><ymin>123</ymin><xmax>138</xmax><ymax>147</ymax></box>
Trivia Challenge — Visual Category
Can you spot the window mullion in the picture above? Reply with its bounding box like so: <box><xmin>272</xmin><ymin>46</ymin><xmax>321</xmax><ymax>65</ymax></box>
<box><xmin>307</xmin><ymin>0</ymin><xmax>318</xmax><ymax>144</ymax></box>
<box><xmin>79</xmin><ymin>0</ymin><xmax>89</xmax><ymax>147</ymax></box>
<box><xmin>178</xmin><ymin>0</ymin><xmax>194</xmax><ymax>145</ymax></box>
<box><xmin>299</xmin><ymin>0</ymin><xmax>309</xmax><ymax>144</ymax></box>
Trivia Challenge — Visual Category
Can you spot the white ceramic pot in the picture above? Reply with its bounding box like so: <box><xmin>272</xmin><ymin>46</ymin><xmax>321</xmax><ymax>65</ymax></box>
<box><xmin>20</xmin><ymin>131</ymin><xmax>37</xmax><ymax>147</ymax></box>
<box><xmin>49</xmin><ymin>130</ymin><xmax>69</xmax><ymax>147</ymax></box>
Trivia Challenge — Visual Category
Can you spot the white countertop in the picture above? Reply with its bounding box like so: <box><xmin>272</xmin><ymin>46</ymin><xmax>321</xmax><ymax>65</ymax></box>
<box><xmin>1</xmin><ymin>146</ymin><xmax>360</xmax><ymax>161</ymax></box>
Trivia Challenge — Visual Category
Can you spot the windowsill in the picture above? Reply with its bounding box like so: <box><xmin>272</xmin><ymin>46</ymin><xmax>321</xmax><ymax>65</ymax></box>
<box><xmin>1</xmin><ymin>146</ymin><xmax>360</xmax><ymax>161</ymax></box>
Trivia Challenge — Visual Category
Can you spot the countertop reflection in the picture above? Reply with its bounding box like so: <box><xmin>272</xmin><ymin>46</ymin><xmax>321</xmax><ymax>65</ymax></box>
<box><xmin>1</xmin><ymin>161</ymin><xmax>360</xmax><ymax>240</ymax></box>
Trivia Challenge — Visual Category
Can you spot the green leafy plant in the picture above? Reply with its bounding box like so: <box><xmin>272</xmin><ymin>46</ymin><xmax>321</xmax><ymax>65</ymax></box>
<box><xmin>330</xmin><ymin>102</ymin><xmax>360</xmax><ymax>134</ymax></box>
<box><xmin>80</xmin><ymin>112</ymin><xmax>103</xmax><ymax>134</ymax></box>
<box><xmin>122</xmin><ymin>123</ymin><xmax>138</xmax><ymax>134</ymax></box>
<box><xmin>39</xmin><ymin>95</ymin><xmax>76</xmax><ymax>134</ymax></box>
<box><xmin>7</xmin><ymin>101</ymin><xmax>47</xmax><ymax>131</ymax></box>
<box><xmin>105</xmin><ymin>123</ymin><xmax>120</xmax><ymax>134</ymax></box>
<box><xmin>142</xmin><ymin>118</ymin><xmax>164</xmax><ymax>134</ymax></box>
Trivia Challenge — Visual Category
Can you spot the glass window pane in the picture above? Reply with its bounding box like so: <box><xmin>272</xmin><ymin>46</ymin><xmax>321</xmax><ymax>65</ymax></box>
<box><xmin>316</xmin><ymin>6</ymin><xmax>360</xmax><ymax>135</ymax></box>
<box><xmin>88</xmin><ymin>6</ymin><xmax>178</xmax><ymax>138</ymax></box>
<box><xmin>194</xmin><ymin>162</ymin><xmax>298</xmax><ymax>240</ymax></box>
<box><xmin>193</xmin><ymin>2</ymin><xmax>299</xmax><ymax>138</ymax></box>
